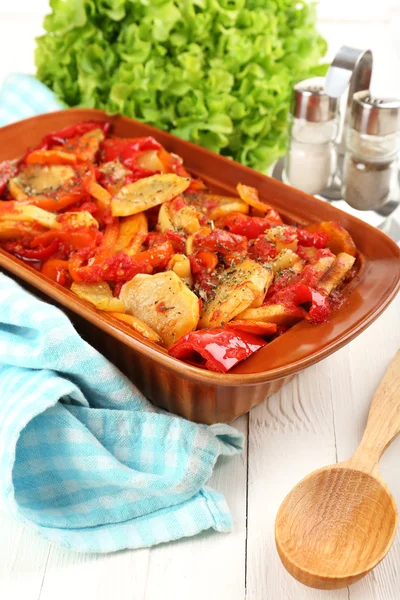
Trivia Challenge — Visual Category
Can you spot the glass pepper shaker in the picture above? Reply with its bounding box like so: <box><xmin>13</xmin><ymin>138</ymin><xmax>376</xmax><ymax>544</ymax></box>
<box><xmin>284</xmin><ymin>77</ymin><xmax>339</xmax><ymax>196</ymax></box>
<box><xmin>342</xmin><ymin>92</ymin><xmax>400</xmax><ymax>210</ymax></box>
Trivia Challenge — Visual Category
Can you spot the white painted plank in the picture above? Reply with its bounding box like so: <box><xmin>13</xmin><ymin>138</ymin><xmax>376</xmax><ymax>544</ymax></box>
<box><xmin>38</xmin><ymin>544</ymin><xmax>150</xmax><ymax>600</ymax></box>
<box><xmin>0</xmin><ymin>512</ymin><xmax>50</xmax><ymax>600</ymax></box>
<box><xmin>246</xmin><ymin>357</ymin><xmax>347</xmax><ymax>599</ymax></box>
<box><xmin>143</xmin><ymin>416</ymin><xmax>248</xmax><ymax>600</ymax></box>
<box><xmin>38</xmin><ymin>416</ymin><xmax>248</xmax><ymax>600</ymax></box>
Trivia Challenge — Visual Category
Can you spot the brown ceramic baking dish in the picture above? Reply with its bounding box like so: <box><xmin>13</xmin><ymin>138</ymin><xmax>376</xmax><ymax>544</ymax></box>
<box><xmin>1</xmin><ymin>109</ymin><xmax>399</xmax><ymax>424</ymax></box>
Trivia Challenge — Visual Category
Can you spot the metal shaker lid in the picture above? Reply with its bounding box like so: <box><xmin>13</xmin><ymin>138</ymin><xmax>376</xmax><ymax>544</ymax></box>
<box><xmin>351</xmin><ymin>91</ymin><xmax>400</xmax><ymax>136</ymax></box>
<box><xmin>293</xmin><ymin>77</ymin><xmax>339</xmax><ymax>122</ymax></box>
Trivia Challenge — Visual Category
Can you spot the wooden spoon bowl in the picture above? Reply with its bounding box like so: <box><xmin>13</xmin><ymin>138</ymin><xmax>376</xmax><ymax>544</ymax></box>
<box><xmin>276</xmin><ymin>467</ymin><xmax>397</xmax><ymax>589</ymax></box>
<box><xmin>275</xmin><ymin>350</ymin><xmax>400</xmax><ymax>590</ymax></box>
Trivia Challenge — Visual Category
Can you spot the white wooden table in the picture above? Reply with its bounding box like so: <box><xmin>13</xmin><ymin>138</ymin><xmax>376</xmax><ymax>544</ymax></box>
<box><xmin>1</xmin><ymin>3</ymin><xmax>400</xmax><ymax>599</ymax></box>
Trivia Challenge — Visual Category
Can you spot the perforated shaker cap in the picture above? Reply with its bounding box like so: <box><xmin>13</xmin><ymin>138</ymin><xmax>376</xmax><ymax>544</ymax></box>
<box><xmin>351</xmin><ymin>91</ymin><xmax>400</xmax><ymax>136</ymax></box>
<box><xmin>293</xmin><ymin>77</ymin><xmax>339</xmax><ymax>122</ymax></box>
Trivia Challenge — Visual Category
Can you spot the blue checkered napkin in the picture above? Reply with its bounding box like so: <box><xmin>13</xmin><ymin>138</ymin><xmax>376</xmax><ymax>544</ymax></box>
<box><xmin>0</xmin><ymin>273</ymin><xmax>244</xmax><ymax>552</ymax></box>
<box><xmin>0</xmin><ymin>73</ymin><xmax>63</xmax><ymax>126</ymax></box>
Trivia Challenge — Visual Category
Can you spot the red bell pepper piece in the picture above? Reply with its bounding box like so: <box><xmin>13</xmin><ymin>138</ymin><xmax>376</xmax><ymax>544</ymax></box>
<box><xmin>41</xmin><ymin>121</ymin><xmax>111</xmax><ymax>148</ymax></box>
<box><xmin>3</xmin><ymin>239</ymin><xmax>60</xmax><ymax>262</ymax></box>
<box><xmin>307</xmin><ymin>289</ymin><xmax>330</xmax><ymax>323</ymax></box>
<box><xmin>0</xmin><ymin>160</ymin><xmax>19</xmax><ymax>196</ymax></box>
<box><xmin>100</xmin><ymin>137</ymin><xmax>161</xmax><ymax>167</ymax></box>
<box><xmin>265</xmin><ymin>269</ymin><xmax>299</xmax><ymax>298</ymax></box>
<box><xmin>41</xmin><ymin>258</ymin><xmax>71</xmax><ymax>286</ymax></box>
<box><xmin>190</xmin><ymin>251</ymin><xmax>219</xmax><ymax>275</ymax></box>
<box><xmin>218</xmin><ymin>212</ymin><xmax>282</xmax><ymax>239</ymax></box>
<box><xmin>157</xmin><ymin>147</ymin><xmax>191</xmax><ymax>178</ymax></box>
<box><xmin>267</xmin><ymin>249</ymin><xmax>333</xmax><ymax>296</ymax></box>
<box><xmin>187</xmin><ymin>177</ymin><xmax>207</xmax><ymax>193</ymax></box>
<box><xmin>144</xmin><ymin>230</ymin><xmax>186</xmax><ymax>253</ymax></box>
<box><xmin>66</xmin><ymin>200</ymin><xmax>99</xmax><ymax>215</ymax></box>
<box><xmin>69</xmin><ymin>240</ymin><xmax>174</xmax><ymax>283</ymax></box>
<box><xmin>190</xmin><ymin>251</ymin><xmax>219</xmax><ymax>299</ymax></box>
<box><xmin>168</xmin><ymin>328</ymin><xmax>266</xmax><ymax>373</ymax></box>
<box><xmin>268</xmin><ymin>282</ymin><xmax>330</xmax><ymax>324</ymax></box>
<box><xmin>31</xmin><ymin>228</ymin><xmax>98</xmax><ymax>252</ymax></box>
<box><xmin>270</xmin><ymin>282</ymin><xmax>311</xmax><ymax>306</ymax></box>
<box><xmin>145</xmin><ymin>231</ymin><xmax>168</xmax><ymax>248</ymax></box>
<box><xmin>193</xmin><ymin>228</ymin><xmax>248</xmax><ymax>258</ymax></box>
<box><xmin>124</xmin><ymin>168</ymin><xmax>160</xmax><ymax>184</ymax></box>
<box><xmin>170</xmin><ymin>196</ymin><xmax>186</xmax><ymax>212</ymax></box>
<box><xmin>189</xmin><ymin>250</ymin><xmax>220</xmax><ymax>300</ymax></box>
<box><xmin>249</xmin><ymin>236</ymin><xmax>277</xmax><ymax>262</ymax></box>
<box><xmin>296</xmin><ymin>229</ymin><xmax>329</xmax><ymax>248</ymax></box>
<box><xmin>164</xmin><ymin>229</ymin><xmax>186</xmax><ymax>253</ymax></box>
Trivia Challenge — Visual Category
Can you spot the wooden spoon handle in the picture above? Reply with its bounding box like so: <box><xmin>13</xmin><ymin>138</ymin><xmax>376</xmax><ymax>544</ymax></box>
<box><xmin>349</xmin><ymin>350</ymin><xmax>400</xmax><ymax>474</ymax></box>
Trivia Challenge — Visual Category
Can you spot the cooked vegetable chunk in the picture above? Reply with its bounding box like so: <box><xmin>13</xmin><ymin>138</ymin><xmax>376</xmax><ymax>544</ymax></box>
<box><xmin>226</xmin><ymin>320</ymin><xmax>277</xmax><ymax>336</ymax></box>
<box><xmin>317</xmin><ymin>252</ymin><xmax>356</xmax><ymax>295</ymax></box>
<box><xmin>0</xmin><ymin>203</ymin><xmax>59</xmax><ymax>229</ymax></box>
<box><xmin>272</xmin><ymin>249</ymin><xmax>301</xmax><ymax>274</ymax></box>
<box><xmin>113</xmin><ymin>213</ymin><xmax>148</xmax><ymax>255</ymax></box>
<box><xmin>307</xmin><ymin>221</ymin><xmax>357</xmax><ymax>257</ymax></box>
<box><xmin>237</xmin><ymin>183</ymin><xmax>270</xmax><ymax>213</ymax></box>
<box><xmin>9</xmin><ymin>165</ymin><xmax>75</xmax><ymax>198</ymax></box>
<box><xmin>135</xmin><ymin>150</ymin><xmax>165</xmax><ymax>173</ymax></box>
<box><xmin>199</xmin><ymin>258</ymin><xmax>273</xmax><ymax>329</ymax></box>
<box><xmin>168</xmin><ymin>253</ymin><xmax>192</xmax><ymax>281</ymax></box>
<box><xmin>157</xmin><ymin>202</ymin><xmax>174</xmax><ymax>233</ymax></box>
<box><xmin>109</xmin><ymin>312</ymin><xmax>161</xmax><ymax>344</ymax></box>
<box><xmin>265</xmin><ymin>226</ymin><xmax>298</xmax><ymax>252</ymax></box>
<box><xmin>111</xmin><ymin>173</ymin><xmax>191</xmax><ymax>216</ymax></box>
<box><xmin>169</xmin><ymin>328</ymin><xmax>266</xmax><ymax>373</ymax></box>
<box><xmin>59</xmin><ymin>211</ymin><xmax>99</xmax><ymax>230</ymax></box>
<box><xmin>120</xmin><ymin>271</ymin><xmax>200</xmax><ymax>348</ymax></box>
<box><xmin>237</xmin><ymin>303</ymin><xmax>306</xmax><ymax>325</ymax></box>
<box><xmin>208</xmin><ymin>196</ymin><xmax>249</xmax><ymax>220</ymax></box>
<box><xmin>71</xmin><ymin>282</ymin><xmax>126</xmax><ymax>312</ymax></box>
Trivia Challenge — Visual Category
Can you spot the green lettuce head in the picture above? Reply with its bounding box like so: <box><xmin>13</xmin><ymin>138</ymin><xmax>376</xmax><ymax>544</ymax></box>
<box><xmin>36</xmin><ymin>0</ymin><xmax>327</xmax><ymax>172</ymax></box>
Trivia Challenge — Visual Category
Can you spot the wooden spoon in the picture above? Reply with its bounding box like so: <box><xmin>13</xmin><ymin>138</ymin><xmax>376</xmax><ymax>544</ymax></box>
<box><xmin>275</xmin><ymin>350</ymin><xmax>400</xmax><ymax>590</ymax></box>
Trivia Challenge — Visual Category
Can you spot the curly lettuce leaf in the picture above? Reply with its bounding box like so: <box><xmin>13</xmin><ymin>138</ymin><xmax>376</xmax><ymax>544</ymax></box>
<box><xmin>36</xmin><ymin>0</ymin><xmax>327</xmax><ymax>172</ymax></box>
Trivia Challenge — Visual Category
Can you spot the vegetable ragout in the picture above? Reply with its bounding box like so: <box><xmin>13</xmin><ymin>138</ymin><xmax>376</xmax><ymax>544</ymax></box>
<box><xmin>0</xmin><ymin>120</ymin><xmax>358</xmax><ymax>373</ymax></box>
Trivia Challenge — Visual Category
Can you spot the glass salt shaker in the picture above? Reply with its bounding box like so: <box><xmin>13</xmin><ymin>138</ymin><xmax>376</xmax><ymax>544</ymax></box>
<box><xmin>342</xmin><ymin>91</ymin><xmax>400</xmax><ymax>210</ymax></box>
<box><xmin>284</xmin><ymin>77</ymin><xmax>339</xmax><ymax>196</ymax></box>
